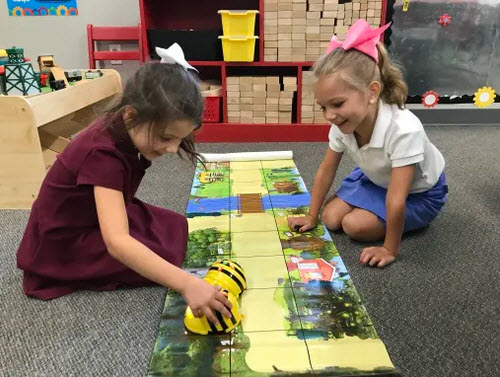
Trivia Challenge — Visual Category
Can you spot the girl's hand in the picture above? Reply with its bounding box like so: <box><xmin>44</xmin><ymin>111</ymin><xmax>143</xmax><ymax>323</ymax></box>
<box><xmin>181</xmin><ymin>276</ymin><xmax>233</xmax><ymax>326</ymax></box>
<box><xmin>360</xmin><ymin>246</ymin><xmax>396</xmax><ymax>268</ymax></box>
<box><xmin>288</xmin><ymin>215</ymin><xmax>317</xmax><ymax>233</ymax></box>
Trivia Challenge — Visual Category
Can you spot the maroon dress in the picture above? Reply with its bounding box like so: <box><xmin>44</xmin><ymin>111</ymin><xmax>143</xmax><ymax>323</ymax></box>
<box><xmin>16</xmin><ymin>116</ymin><xmax>187</xmax><ymax>300</ymax></box>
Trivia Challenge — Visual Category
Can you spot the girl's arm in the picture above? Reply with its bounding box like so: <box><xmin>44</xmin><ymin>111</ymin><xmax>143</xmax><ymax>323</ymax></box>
<box><xmin>94</xmin><ymin>186</ymin><xmax>232</xmax><ymax>325</ymax></box>
<box><xmin>383</xmin><ymin>164</ymin><xmax>416</xmax><ymax>255</ymax></box>
<box><xmin>289</xmin><ymin>148</ymin><xmax>343</xmax><ymax>231</ymax></box>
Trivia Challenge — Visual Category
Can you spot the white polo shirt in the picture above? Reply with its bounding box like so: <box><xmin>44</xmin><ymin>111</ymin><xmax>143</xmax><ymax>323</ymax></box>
<box><xmin>329</xmin><ymin>101</ymin><xmax>445</xmax><ymax>193</ymax></box>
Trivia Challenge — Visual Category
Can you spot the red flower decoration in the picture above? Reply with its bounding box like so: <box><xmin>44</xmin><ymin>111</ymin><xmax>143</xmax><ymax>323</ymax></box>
<box><xmin>422</xmin><ymin>91</ymin><xmax>439</xmax><ymax>108</ymax></box>
<box><xmin>439</xmin><ymin>14</ymin><xmax>451</xmax><ymax>27</ymax></box>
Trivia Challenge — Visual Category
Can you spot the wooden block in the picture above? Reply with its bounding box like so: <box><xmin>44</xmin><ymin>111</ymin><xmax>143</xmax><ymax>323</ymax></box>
<box><xmin>264</xmin><ymin>55</ymin><xmax>278</xmax><ymax>62</ymax></box>
<box><xmin>292</xmin><ymin>0</ymin><xmax>306</xmax><ymax>3</ymax></box>
<box><xmin>240</xmin><ymin>91</ymin><xmax>253</xmax><ymax>98</ymax></box>
<box><xmin>254</xmin><ymin>111</ymin><xmax>266</xmax><ymax>118</ymax></box>
<box><xmin>323</xmin><ymin>3</ymin><xmax>339</xmax><ymax>11</ymax></box>
<box><xmin>306</xmin><ymin>11</ymin><xmax>321</xmax><ymax>19</ymax></box>
<box><xmin>292</xmin><ymin>18</ymin><xmax>307</xmax><ymax>25</ymax></box>
<box><xmin>292</xmin><ymin>39</ymin><xmax>307</xmax><ymax>48</ymax></box>
<box><xmin>283</xmin><ymin>84</ymin><xmax>298</xmax><ymax>91</ymax></box>
<box><xmin>266</xmin><ymin>3</ymin><xmax>278</xmax><ymax>11</ymax></box>
<box><xmin>280</xmin><ymin>92</ymin><xmax>294</xmax><ymax>100</ymax></box>
<box><xmin>253</xmin><ymin>91</ymin><xmax>267</xmax><ymax>99</ymax></box>
<box><xmin>265</xmin><ymin>26</ymin><xmax>278</xmax><ymax>34</ymax></box>
<box><xmin>226</xmin><ymin>77</ymin><xmax>239</xmax><ymax>85</ymax></box>
<box><xmin>226</xmin><ymin>84</ymin><xmax>240</xmax><ymax>92</ymax></box>
<box><xmin>309</xmin><ymin>4</ymin><xmax>323</xmax><ymax>11</ymax></box>
<box><xmin>253</xmin><ymin>117</ymin><xmax>266</xmax><ymax>123</ymax></box>
<box><xmin>239</xmin><ymin>84</ymin><xmax>252</xmax><ymax>92</ymax></box>
<box><xmin>308</xmin><ymin>0</ymin><xmax>323</xmax><ymax>3</ymax></box>
<box><xmin>267</xmin><ymin>118</ymin><xmax>280</xmax><ymax>124</ymax></box>
<box><xmin>306</xmin><ymin>33</ymin><xmax>320</xmax><ymax>41</ymax></box>
<box><xmin>278</xmin><ymin>33</ymin><xmax>292</xmax><ymax>40</ymax></box>
<box><xmin>278</xmin><ymin>40</ymin><xmax>292</xmax><ymax>48</ymax></box>
<box><xmin>375</xmin><ymin>1</ymin><xmax>382</xmax><ymax>9</ymax></box>
<box><xmin>227</xmin><ymin>97</ymin><xmax>240</xmax><ymax>105</ymax></box>
<box><xmin>361</xmin><ymin>3</ymin><xmax>368</xmax><ymax>10</ymax></box>
<box><xmin>306</xmin><ymin>54</ymin><xmax>319</xmax><ymax>61</ymax></box>
<box><xmin>241</xmin><ymin>97</ymin><xmax>253</xmax><ymax>104</ymax></box>
<box><xmin>282</xmin><ymin>76</ymin><xmax>297</xmax><ymax>85</ymax></box>
<box><xmin>307</xmin><ymin>40</ymin><xmax>320</xmax><ymax>48</ymax></box>
<box><xmin>360</xmin><ymin>10</ymin><xmax>367</xmax><ymax>18</ymax></box>
<box><xmin>254</xmin><ymin>97</ymin><xmax>266</xmax><ymax>105</ymax></box>
<box><xmin>241</xmin><ymin>111</ymin><xmax>253</xmax><ymax>118</ymax></box>
<box><xmin>267</xmin><ymin>90</ymin><xmax>281</xmax><ymax>98</ymax></box>
<box><xmin>279</xmin><ymin>105</ymin><xmax>293</xmax><ymax>112</ymax></box>
<box><xmin>345</xmin><ymin>2</ymin><xmax>353</xmax><ymax>10</ymax></box>
<box><xmin>240</xmin><ymin>76</ymin><xmax>253</xmax><ymax>85</ymax></box>
<box><xmin>292</xmin><ymin>3</ymin><xmax>307</xmax><ymax>11</ymax></box>
<box><xmin>227</xmin><ymin>104</ymin><xmax>240</xmax><ymax>111</ymax></box>
<box><xmin>278</xmin><ymin>2</ymin><xmax>293</xmax><ymax>11</ymax></box>
<box><xmin>253</xmin><ymin>76</ymin><xmax>266</xmax><ymax>84</ymax></box>
<box><xmin>253</xmin><ymin>84</ymin><xmax>266</xmax><ymax>91</ymax></box>
<box><xmin>264</xmin><ymin>18</ymin><xmax>278</xmax><ymax>27</ymax></box>
<box><xmin>278</xmin><ymin>10</ymin><xmax>292</xmax><ymax>18</ymax></box>
<box><xmin>266</xmin><ymin>97</ymin><xmax>279</xmax><ymax>104</ymax></box>
<box><xmin>292</xmin><ymin>10</ymin><xmax>307</xmax><ymax>18</ymax></box>
<box><xmin>227</xmin><ymin>91</ymin><xmax>240</xmax><ymax>98</ymax></box>
<box><xmin>345</xmin><ymin>10</ymin><xmax>353</xmax><ymax>18</ymax></box>
<box><xmin>367</xmin><ymin>8</ymin><xmax>375</xmax><ymax>16</ymax></box>
<box><xmin>266</xmin><ymin>104</ymin><xmax>279</xmax><ymax>111</ymax></box>
<box><xmin>266</xmin><ymin>40</ymin><xmax>278</xmax><ymax>48</ymax></box>
<box><xmin>254</xmin><ymin>104</ymin><xmax>266</xmax><ymax>112</ymax></box>
<box><xmin>240</xmin><ymin>117</ymin><xmax>253</xmax><ymax>123</ymax></box>
<box><xmin>267</xmin><ymin>84</ymin><xmax>281</xmax><ymax>92</ymax></box>
<box><xmin>279</xmin><ymin>97</ymin><xmax>294</xmax><ymax>105</ymax></box>
<box><xmin>264</xmin><ymin>48</ymin><xmax>278</xmax><ymax>57</ymax></box>
<box><xmin>228</xmin><ymin>116</ymin><xmax>240</xmax><ymax>123</ymax></box>
<box><xmin>278</xmin><ymin>18</ymin><xmax>292</xmax><ymax>26</ymax></box>
<box><xmin>266</xmin><ymin>76</ymin><xmax>280</xmax><ymax>84</ymax></box>
<box><xmin>323</xmin><ymin>11</ymin><xmax>337</xmax><ymax>19</ymax></box>
<box><xmin>353</xmin><ymin>3</ymin><xmax>361</xmax><ymax>10</ymax></box>
<box><xmin>266</xmin><ymin>11</ymin><xmax>278</xmax><ymax>19</ymax></box>
<box><xmin>320</xmin><ymin>18</ymin><xmax>336</xmax><ymax>25</ymax></box>
<box><xmin>306</xmin><ymin>26</ymin><xmax>320</xmax><ymax>34</ymax></box>
<box><xmin>278</xmin><ymin>55</ymin><xmax>293</xmax><ymax>62</ymax></box>
<box><xmin>337</xmin><ymin>19</ymin><xmax>344</xmax><ymax>27</ymax></box>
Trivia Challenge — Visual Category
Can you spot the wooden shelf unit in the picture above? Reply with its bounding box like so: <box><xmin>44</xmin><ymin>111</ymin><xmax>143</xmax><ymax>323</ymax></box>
<box><xmin>139</xmin><ymin>0</ymin><xmax>388</xmax><ymax>142</ymax></box>
<box><xmin>0</xmin><ymin>69</ymin><xmax>122</xmax><ymax>209</ymax></box>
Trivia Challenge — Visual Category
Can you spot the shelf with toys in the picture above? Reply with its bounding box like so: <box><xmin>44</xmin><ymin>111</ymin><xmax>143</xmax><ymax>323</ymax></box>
<box><xmin>0</xmin><ymin>47</ymin><xmax>122</xmax><ymax>209</ymax></box>
<box><xmin>138</xmin><ymin>0</ymin><xmax>387</xmax><ymax>141</ymax></box>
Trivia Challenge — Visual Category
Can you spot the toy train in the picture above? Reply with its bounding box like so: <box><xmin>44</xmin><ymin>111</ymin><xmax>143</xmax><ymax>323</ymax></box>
<box><xmin>184</xmin><ymin>259</ymin><xmax>246</xmax><ymax>335</ymax></box>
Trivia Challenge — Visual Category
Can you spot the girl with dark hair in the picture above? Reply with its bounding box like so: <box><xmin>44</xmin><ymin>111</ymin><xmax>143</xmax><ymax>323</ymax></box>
<box><xmin>17</xmin><ymin>62</ymin><xmax>232</xmax><ymax>326</ymax></box>
<box><xmin>289</xmin><ymin>20</ymin><xmax>447</xmax><ymax>268</ymax></box>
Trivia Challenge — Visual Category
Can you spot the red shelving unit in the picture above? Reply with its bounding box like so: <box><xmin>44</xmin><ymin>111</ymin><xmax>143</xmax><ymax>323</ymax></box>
<box><xmin>138</xmin><ymin>0</ymin><xmax>387</xmax><ymax>142</ymax></box>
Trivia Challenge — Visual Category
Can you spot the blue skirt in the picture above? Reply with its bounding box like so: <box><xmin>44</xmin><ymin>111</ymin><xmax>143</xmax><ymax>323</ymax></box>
<box><xmin>336</xmin><ymin>167</ymin><xmax>448</xmax><ymax>233</ymax></box>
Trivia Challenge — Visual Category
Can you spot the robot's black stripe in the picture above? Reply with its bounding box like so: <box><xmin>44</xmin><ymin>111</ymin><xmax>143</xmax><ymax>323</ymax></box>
<box><xmin>208</xmin><ymin>267</ymin><xmax>245</xmax><ymax>292</ymax></box>
<box><xmin>208</xmin><ymin>321</ymin><xmax>218</xmax><ymax>333</ymax></box>
<box><xmin>228</xmin><ymin>312</ymin><xmax>237</xmax><ymax>325</ymax></box>
<box><xmin>215</xmin><ymin>311</ymin><xmax>228</xmax><ymax>331</ymax></box>
<box><xmin>222</xmin><ymin>261</ymin><xmax>247</xmax><ymax>283</ymax></box>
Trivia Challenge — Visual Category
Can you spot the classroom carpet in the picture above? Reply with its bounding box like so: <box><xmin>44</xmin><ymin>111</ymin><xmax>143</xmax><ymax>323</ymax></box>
<box><xmin>0</xmin><ymin>126</ymin><xmax>499</xmax><ymax>377</ymax></box>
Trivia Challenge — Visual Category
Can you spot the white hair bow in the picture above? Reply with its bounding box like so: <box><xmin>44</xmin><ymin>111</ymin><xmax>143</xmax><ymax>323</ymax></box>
<box><xmin>155</xmin><ymin>43</ymin><xmax>198</xmax><ymax>72</ymax></box>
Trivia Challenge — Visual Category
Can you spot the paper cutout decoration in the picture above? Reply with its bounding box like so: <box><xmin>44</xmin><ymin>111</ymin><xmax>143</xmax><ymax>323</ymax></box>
<box><xmin>403</xmin><ymin>0</ymin><xmax>410</xmax><ymax>12</ymax></box>
<box><xmin>439</xmin><ymin>14</ymin><xmax>451</xmax><ymax>27</ymax></box>
<box><xmin>422</xmin><ymin>91</ymin><xmax>439</xmax><ymax>108</ymax></box>
<box><xmin>473</xmin><ymin>87</ymin><xmax>496</xmax><ymax>108</ymax></box>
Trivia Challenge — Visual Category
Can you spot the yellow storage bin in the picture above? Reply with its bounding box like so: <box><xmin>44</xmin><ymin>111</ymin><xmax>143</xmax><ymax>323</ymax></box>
<box><xmin>218</xmin><ymin>10</ymin><xmax>259</xmax><ymax>37</ymax></box>
<box><xmin>219</xmin><ymin>36</ymin><xmax>259</xmax><ymax>62</ymax></box>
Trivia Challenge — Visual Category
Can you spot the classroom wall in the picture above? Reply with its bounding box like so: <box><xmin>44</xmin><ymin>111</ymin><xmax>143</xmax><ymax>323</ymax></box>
<box><xmin>0</xmin><ymin>0</ymin><xmax>140</xmax><ymax>81</ymax></box>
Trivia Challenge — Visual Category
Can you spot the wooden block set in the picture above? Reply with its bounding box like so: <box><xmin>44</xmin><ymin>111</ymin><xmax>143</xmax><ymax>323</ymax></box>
<box><xmin>226</xmin><ymin>76</ymin><xmax>297</xmax><ymax>124</ymax></box>
<box><xmin>301</xmin><ymin>70</ymin><xmax>329</xmax><ymax>124</ymax></box>
<box><xmin>264</xmin><ymin>0</ymin><xmax>384</xmax><ymax>62</ymax></box>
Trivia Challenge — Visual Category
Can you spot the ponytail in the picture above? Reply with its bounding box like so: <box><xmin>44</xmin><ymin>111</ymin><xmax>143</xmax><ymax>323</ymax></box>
<box><xmin>376</xmin><ymin>43</ymin><xmax>408</xmax><ymax>109</ymax></box>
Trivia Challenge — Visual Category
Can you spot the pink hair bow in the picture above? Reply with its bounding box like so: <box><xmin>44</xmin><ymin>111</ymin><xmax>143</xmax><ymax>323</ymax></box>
<box><xmin>325</xmin><ymin>20</ymin><xmax>391</xmax><ymax>63</ymax></box>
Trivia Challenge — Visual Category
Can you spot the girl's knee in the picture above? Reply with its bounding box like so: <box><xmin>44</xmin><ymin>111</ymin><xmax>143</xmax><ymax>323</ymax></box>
<box><xmin>321</xmin><ymin>209</ymin><xmax>343</xmax><ymax>231</ymax></box>
<box><xmin>341</xmin><ymin>214</ymin><xmax>364</xmax><ymax>239</ymax></box>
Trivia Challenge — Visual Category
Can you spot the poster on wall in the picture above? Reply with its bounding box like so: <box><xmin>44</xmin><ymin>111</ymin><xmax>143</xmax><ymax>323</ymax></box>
<box><xmin>7</xmin><ymin>0</ymin><xmax>78</xmax><ymax>16</ymax></box>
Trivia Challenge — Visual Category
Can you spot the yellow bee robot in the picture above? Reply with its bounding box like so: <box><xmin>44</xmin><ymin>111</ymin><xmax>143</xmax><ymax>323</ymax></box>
<box><xmin>184</xmin><ymin>259</ymin><xmax>246</xmax><ymax>335</ymax></box>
